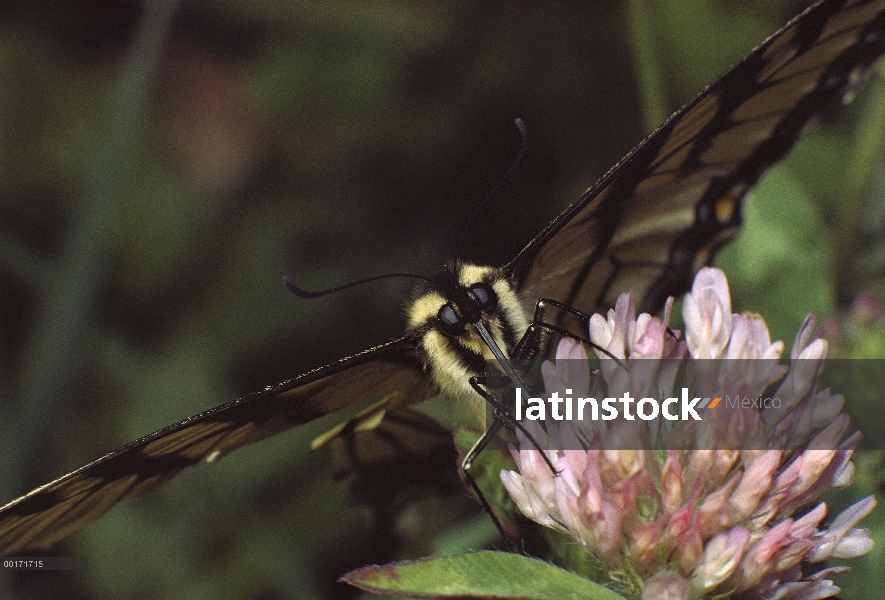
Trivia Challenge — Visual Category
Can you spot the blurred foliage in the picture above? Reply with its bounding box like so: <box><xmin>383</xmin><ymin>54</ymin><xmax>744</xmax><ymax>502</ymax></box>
<box><xmin>0</xmin><ymin>1</ymin><xmax>883</xmax><ymax>599</ymax></box>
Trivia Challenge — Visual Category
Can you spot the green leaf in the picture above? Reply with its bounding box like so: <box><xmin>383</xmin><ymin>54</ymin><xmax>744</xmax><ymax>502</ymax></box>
<box><xmin>341</xmin><ymin>551</ymin><xmax>627</xmax><ymax>599</ymax></box>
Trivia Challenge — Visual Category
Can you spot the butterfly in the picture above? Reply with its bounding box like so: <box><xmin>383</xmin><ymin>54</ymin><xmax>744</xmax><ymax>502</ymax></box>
<box><xmin>2</xmin><ymin>0</ymin><xmax>885</xmax><ymax>559</ymax></box>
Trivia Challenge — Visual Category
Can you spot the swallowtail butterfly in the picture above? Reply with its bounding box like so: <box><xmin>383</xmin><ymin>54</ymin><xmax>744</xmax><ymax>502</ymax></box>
<box><xmin>2</xmin><ymin>0</ymin><xmax>884</xmax><ymax>567</ymax></box>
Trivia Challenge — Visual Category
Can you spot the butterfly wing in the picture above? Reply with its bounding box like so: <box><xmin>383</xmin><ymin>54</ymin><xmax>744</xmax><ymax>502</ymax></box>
<box><xmin>509</xmin><ymin>0</ymin><xmax>885</xmax><ymax>315</ymax></box>
<box><xmin>0</xmin><ymin>338</ymin><xmax>436</xmax><ymax>555</ymax></box>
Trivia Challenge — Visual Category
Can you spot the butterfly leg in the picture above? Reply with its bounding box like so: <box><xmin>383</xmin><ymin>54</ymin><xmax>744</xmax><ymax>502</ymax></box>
<box><xmin>458</xmin><ymin>410</ymin><xmax>523</xmax><ymax>553</ymax></box>
<box><xmin>463</xmin><ymin>377</ymin><xmax>514</xmax><ymax>543</ymax></box>
<box><xmin>466</xmin><ymin>376</ymin><xmax>558</xmax><ymax>475</ymax></box>
<box><xmin>459</xmin><ymin>377</ymin><xmax>565</xmax><ymax>553</ymax></box>
<box><xmin>515</xmin><ymin>298</ymin><xmax>624</xmax><ymax>365</ymax></box>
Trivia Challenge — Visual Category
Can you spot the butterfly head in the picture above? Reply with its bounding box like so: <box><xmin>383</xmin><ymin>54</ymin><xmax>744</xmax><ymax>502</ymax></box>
<box><xmin>406</xmin><ymin>261</ymin><xmax>529</xmax><ymax>422</ymax></box>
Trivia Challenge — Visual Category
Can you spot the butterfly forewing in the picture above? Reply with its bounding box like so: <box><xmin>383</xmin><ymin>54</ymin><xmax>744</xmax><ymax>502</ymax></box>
<box><xmin>0</xmin><ymin>338</ymin><xmax>434</xmax><ymax>554</ymax></box>
<box><xmin>510</xmin><ymin>0</ymin><xmax>885</xmax><ymax>316</ymax></box>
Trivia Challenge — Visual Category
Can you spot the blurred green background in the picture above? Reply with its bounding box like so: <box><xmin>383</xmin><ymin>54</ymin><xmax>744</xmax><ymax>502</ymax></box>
<box><xmin>0</xmin><ymin>1</ymin><xmax>883</xmax><ymax>598</ymax></box>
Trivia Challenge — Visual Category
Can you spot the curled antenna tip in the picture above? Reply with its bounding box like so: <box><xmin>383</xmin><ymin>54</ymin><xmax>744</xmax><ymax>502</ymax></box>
<box><xmin>282</xmin><ymin>275</ymin><xmax>319</xmax><ymax>298</ymax></box>
<box><xmin>513</xmin><ymin>118</ymin><xmax>528</xmax><ymax>144</ymax></box>
<box><xmin>453</xmin><ymin>118</ymin><xmax>530</xmax><ymax>257</ymax></box>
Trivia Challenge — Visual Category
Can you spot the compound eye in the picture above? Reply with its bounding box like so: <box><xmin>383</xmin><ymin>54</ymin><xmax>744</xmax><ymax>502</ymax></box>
<box><xmin>470</xmin><ymin>282</ymin><xmax>497</xmax><ymax>312</ymax></box>
<box><xmin>437</xmin><ymin>304</ymin><xmax>464</xmax><ymax>337</ymax></box>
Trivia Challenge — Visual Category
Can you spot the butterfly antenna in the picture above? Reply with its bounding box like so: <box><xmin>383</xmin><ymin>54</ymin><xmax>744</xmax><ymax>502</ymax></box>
<box><xmin>283</xmin><ymin>272</ymin><xmax>430</xmax><ymax>299</ymax></box>
<box><xmin>454</xmin><ymin>118</ymin><xmax>529</xmax><ymax>257</ymax></box>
